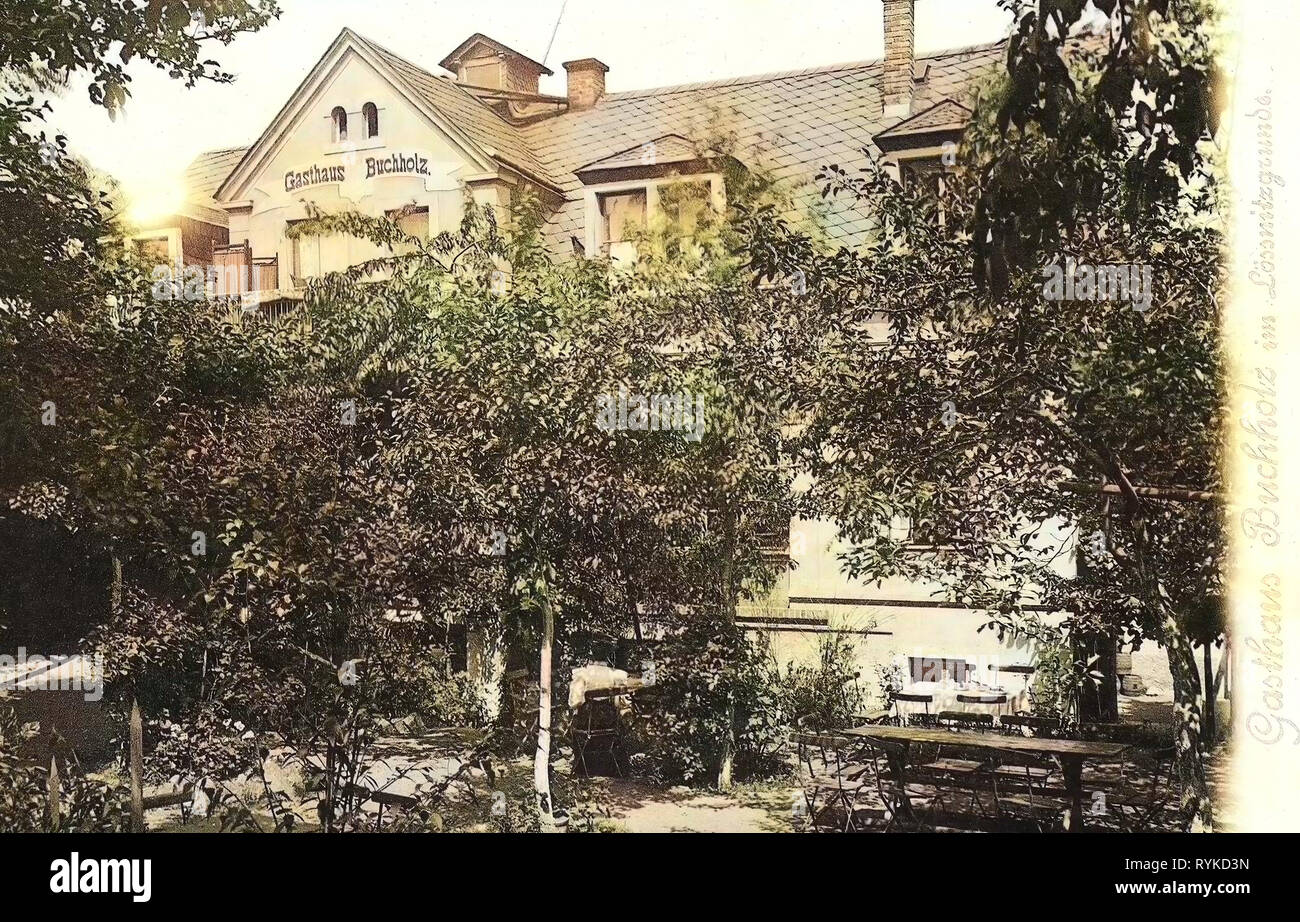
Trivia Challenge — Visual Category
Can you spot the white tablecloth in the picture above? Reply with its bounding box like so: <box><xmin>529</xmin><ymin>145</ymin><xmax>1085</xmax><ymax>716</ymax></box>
<box><xmin>568</xmin><ymin>665</ymin><xmax>630</xmax><ymax>708</ymax></box>
<box><xmin>893</xmin><ymin>681</ymin><xmax>1031</xmax><ymax>723</ymax></box>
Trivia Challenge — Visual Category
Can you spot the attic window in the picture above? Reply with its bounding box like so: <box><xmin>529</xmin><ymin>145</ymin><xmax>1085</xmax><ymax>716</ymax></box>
<box><xmin>901</xmin><ymin>157</ymin><xmax>946</xmax><ymax>196</ymax></box>
<box><xmin>463</xmin><ymin>60</ymin><xmax>501</xmax><ymax>89</ymax></box>
<box><xmin>362</xmin><ymin>102</ymin><xmax>379</xmax><ymax>139</ymax></box>
<box><xmin>659</xmin><ymin>181</ymin><xmax>713</xmax><ymax>236</ymax></box>
<box><xmin>597</xmin><ymin>189</ymin><xmax>646</xmax><ymax>253</ymax></box>
<box><xmin>331</xmin><ymin>106</ymin><xmax>348</xmax><ymax>143</ymax></box>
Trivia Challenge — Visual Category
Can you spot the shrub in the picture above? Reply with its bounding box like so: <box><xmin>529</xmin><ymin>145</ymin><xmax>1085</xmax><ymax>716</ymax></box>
<box><xmin>637</xmin><ymin>613</ymin><xmax>784</xmax><ymax>785</ymax></box>
<box><xmin>369</xmin><ymin>645</ymin><xmax>489</xmax><ymax>729</ymax></box>
<box><xmin>637</xmin><ymin>622</ymin><xmax>864</xmax><ymax>785</ymax></box>
<box><xmin>0</xmin><ymin>708</ymin><xmax>131</xmax><ymax>832</ymax></box>
<box><xmin>772</xmin><ymin>633</ymin><xmax>864</xmax><ymax>732</ymax></box>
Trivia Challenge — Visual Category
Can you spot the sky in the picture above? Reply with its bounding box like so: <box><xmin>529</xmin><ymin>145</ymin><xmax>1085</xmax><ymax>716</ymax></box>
<box><xmin>46</xmin><ymin>0</ymin><xmax>1016</xmax><ymax>208</ymax></box>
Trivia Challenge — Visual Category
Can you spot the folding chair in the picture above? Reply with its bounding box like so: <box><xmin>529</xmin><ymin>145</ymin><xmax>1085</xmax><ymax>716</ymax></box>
<box><xmin>794</xmin><ymin>733</ymin><xmax>875</xmax><ymax>832</ymax></box>
<box><xmin>1110</xmin><ymin>746</ymin><xmax>1177</xmax><ymax>832</ymax></box>
<box><xmin>999</xmin><ymin>714</ymin><xmax>1060</xmax><ymax>738</ymax></box>
<box><xmin>936</xmin><ymin>710</ymin><xmax>996</xmax><ymax>732</ymax></box>
<box><xmin>571</xmin><ymin>689</ymin><xmax>627</xmax><ymax>777</ymax></box>
<box><xmin>891</xmin><ymin>691</ymin><xmax>935</xmax><ymax>727</ymax></box>
<box><xmin>986</xmin><ymin>751</ymin><xmax>1069</xmax><ymax>831</ymax></box>
<box><xmin>914</xmin><ymin>740</ymin><xmax>998</xmax><ymax>826</ymax></box>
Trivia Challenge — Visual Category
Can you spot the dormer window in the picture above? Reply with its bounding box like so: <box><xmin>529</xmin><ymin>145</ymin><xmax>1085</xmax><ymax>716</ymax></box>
<box><xmin>874</xmin><ymin>99</ymin><xmax>970</xmax><ymax>182</ymax></box>
<box><xmin>439</xmin><ymin>34</ymin><xmax>552</xmax><ymax>95</ymax></box>
<box><xmin>362</xmin><ymin>102</ymin><xmax>379</xmax><ymax>139</ymax></box>
<box><xmin>576</xmin><ymin>136</ymin><xmax>727</xmax><ymax>262</ymax></box>
<box><xmin>901</xmin><ymin>156</ymin><xmax>947</xmax><ymax>197</ymax></box>
<box><xmin>331</xmin><ymin>106</ymin><xmax>348</xmax><ymax>143</ymax></box>
<box><xmin>463</xmin><ymin>59</ymin><xmax>502</xmax><ymax>89</ymax></box>
<box><xmin>597</xmin><ymin>190</ymin><xmax>646</xmax><ymax>257</ymax></box>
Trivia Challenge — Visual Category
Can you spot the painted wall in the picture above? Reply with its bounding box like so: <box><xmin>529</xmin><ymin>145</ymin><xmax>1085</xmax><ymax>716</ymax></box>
<box><xmin>747</xmin><ymin>514</ymin><xmax>1204</xmax><ymax>713</ymax></box>
<box><xmin>224</xmin><ymin>49</ymin><xmax>488</xmax><ymax>282</ymax></box>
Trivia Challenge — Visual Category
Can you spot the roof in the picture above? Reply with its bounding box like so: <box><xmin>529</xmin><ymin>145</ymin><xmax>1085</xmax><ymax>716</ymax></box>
<box><xmin>520</xmin><ymin>40</ymin><xmax>1007</xmax><ymax>252</ymax></box>
<box><xmin>438</xmin><ymin>32</ymin><xmax>554</xmax><ymax>76</ymax></box>
<box><xmin>875</xmin><ymin>99</ymin><xmax>973</xmax><ymax>144</ymax></box>
<box><xmin>576</xmin><ymin>134</ymin><xmax>708</xmax><ymax>173</ymax></box>
<box><xmin>348</xmin><ymin>31</ymin><xmax>562</xmax><ymax>188</ymax></box>
<box><xmin>183</xmin><ymin>147</ymin><xmax>247</xmax><ymax>205</ymax></box>
<box><xmin>187</xmin><ymin>30</ymin><xmax>1011</xmax><ymax>254</ymax></box>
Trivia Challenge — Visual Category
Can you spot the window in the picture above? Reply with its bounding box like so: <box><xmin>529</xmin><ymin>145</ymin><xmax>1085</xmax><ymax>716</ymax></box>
<box><xmin>362</xmin><ymin>102</ymin><xmax>379</xmax><ymax>139</ymax></box>
<box><xmin>884</xmin><ymin>513</ymin><xmax>952</xmax><ymax>549</ymax></box>
<box><xmin>900</xmin><ymin>157</ymin><xmax>950</xmax><ymax>226</ymax></box>
<box><xmin>905</xmin><ymin>516</ymin><xmax>949</xmax><ymax>548</ymax></box>
<box><xmin>901</xmin><ymin>157</ymin><xmax>945</xmax><ymax>194</ymax></box>
<box><xmin>287</xmin><ymin>219</ymin><xmax>318</xmax><ymax>284</ymax></box>
<box><xmin>133</xmin><ymin>236</ymin><xmax>171</xmax><ymax>263</ymax></box>
<box><xmin>331</xmin><ymin>106</ymin><xmax>348</xmax><ymax>143</ymax></box>
<box><xmin>908</xmin><ymin>656</ymin><xmax>973</xmax><ymax>685</ymax></box>
<box><xmin>386</xmin><ymin>205</ymin><xmax>429</xmax><ymax>242</ymax></box>
<box><xmin>658</xmin><ymin>180</ymin><xmax>712</xmax><ymax>236</ymax></box>
<box><xmin>597</xmin><ymin>189</ymin><xmax>646</xmax><ymax>253</ymax></box>
<box><xmin>463</xmin><ymin>61</ymin><xmax>501</xmax><ymax>89</ymax></box>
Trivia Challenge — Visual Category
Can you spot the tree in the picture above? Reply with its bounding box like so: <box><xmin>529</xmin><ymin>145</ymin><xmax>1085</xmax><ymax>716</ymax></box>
<box><xmin>0</xmin><ymin>0</ymin><xmax>281</xmax><ymax>112</ymax></box>
<box><xmin>975</xmin><ymin>0</ymin><xmax>1224</xmax><ymax>293</ymax></box>
<box><xmin>1</xmin><ymin>0</ymin><xmax>287</xmax><ymax>779</ymax></box>
<box><xmin>1</xmin><ymin>1</ymin><xmax>281</xmax><ymax>314</ymax></box>
<box><xmin>773</xmin><ymin>3</ymin><xmax>1223</xmax><ymax>828</ymax></box>
<box><xmin>280</xmin><ymin>178</ymin><xmax>807</xmax><ymax>812</ymax></box>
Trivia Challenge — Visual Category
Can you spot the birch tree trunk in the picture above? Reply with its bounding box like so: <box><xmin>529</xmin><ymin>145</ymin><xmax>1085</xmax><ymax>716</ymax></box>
<box><xmin>47</xmin><ymin>755</ymin><xmax>61</xmax><ymax>831</ymax></box>
<box><xmin>129</xmin><ymin>698</ymin><xmax>144</xmax><ymax>833</ymax></box>
<box><xmin>1157</xmin><ymin>613</ymin><xmax>1214</xmax><ymax>830</ymax></box>
<box><xmin>1104</xmin><ymin>461</ymin><xmax>1214</xmax><ymax>830</ymax></box>
<box><xmin>717</xmin><ymin>506</ymin><xmax>738</xmax><ymax>791</ymax></box>
<box><xmin>534</xmin><ymin>594</ymin><xmax>556</xmax><ymax>829</ymax></box>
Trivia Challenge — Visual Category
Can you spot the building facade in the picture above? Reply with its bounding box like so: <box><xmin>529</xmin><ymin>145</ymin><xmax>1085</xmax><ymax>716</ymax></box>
<box><xmin>132</xmin><ymin>1</ymin><xmax>1185</xmax><ymax>710</ymax></box>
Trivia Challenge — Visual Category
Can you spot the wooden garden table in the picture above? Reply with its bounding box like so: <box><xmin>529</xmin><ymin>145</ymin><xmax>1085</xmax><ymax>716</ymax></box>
<box><xmin>843</xmin><ymin>724</ymin><xmax>1130</xmax><ymax>831</ymax></box>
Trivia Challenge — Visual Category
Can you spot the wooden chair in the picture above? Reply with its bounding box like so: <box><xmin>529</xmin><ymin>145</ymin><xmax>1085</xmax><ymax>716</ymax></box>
<box><xmin>852</xmin><ymin>709</ymin><xmax>892</xmax><ymax>725</ymax></box>
<box><xmin>956</xmin><ymin>692</ymin><xmax>1008</xmax><ymax>708</ymax></box>
<box><xmin>953</xmin><ymin>693</ymin><xmax>1007</xmax><ymax>735</ymax></box>
<box><xmin>794</xmin><ymin>732</ymin><xmax>877</xmax><ymax>832</ymax></box>
<box><xmin>345</xmin><ymin>784</ymin><xmax>420</xmax><ymax>830</ymax></box>
<box><xmin>846</xmin><ymin>735</ymin><xmax>907</xmax><ymax>831</ymax></box>
<box><xmin>1109</xmin><ymin>746</ymin><xmax>1177</xmax><ymax>832</ymax></box>
<box><xmin>913</xmin><ymin>757</ymin><xmax>996</xmax><ymax>825</ymax></box>
<box><xmin>890</xmin><ymin>691</ymin><xmax>935</xmax><ymax>727</ymax></box>
<box><xmin>937</xmin><ymin>710</ymin><xmax>996</xmax><ymax>732</ymax></box>
<box><xmin>571</xmin><ymin>688</ymin><xmax>630</xmax><ymax>778</ymax></box>
<box><xmin>999</xmin><ymin>714</ymin><xmax>1060</xmax><ymax>737</ymax></box>
<box><xmin>987</xmin><ymin>752</ymin><xmax>1069</xmax><ymax>831</ymax></box>
<box><xmin>992</xmin><ymin>789</ymin><xmax>1071</xmax><ymax>832</ymax></box>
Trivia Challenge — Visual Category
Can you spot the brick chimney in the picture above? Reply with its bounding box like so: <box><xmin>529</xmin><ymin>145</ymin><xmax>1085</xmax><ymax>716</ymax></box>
<box><xmin>882</xmin><ymin>0</ymin><xmax>916</xmax><ymax>118</ymax></box>
<box><xmin>563</xmin><ymin>58</ymin><xmax>609</xmax><ymax>111</ymax></box>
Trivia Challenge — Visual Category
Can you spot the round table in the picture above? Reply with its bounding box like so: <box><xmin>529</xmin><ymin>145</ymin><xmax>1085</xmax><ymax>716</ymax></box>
<box><xmin>892</xmin><ymin>681</ymin><xmax>1031</xmax><ymax>723</ymax></box>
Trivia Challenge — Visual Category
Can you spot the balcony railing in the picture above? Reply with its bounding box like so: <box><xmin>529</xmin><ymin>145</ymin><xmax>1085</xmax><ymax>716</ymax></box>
<box><xmin>211</xmin><ymin>245</ymin><xmax>302</xmax><ymax>323</ymax></box>
<box><xmin>213</xmin><ymin>244</ymin><xmax>282</xmax><ymax>297</ymax></box>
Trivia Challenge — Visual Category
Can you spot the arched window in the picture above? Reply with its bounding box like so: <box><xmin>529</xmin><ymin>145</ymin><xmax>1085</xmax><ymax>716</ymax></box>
<box><xmin>362</xmin><ymin>102</ymin><xmax>379</xmax><ymax>139</ymax></box>
<box><xmin>331</xmin><ymin>106</ymin><xmax>348</xmax><ymax>143</ymax></box>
